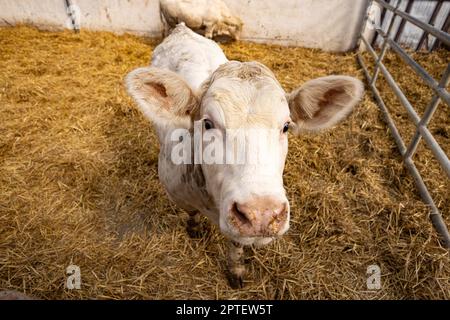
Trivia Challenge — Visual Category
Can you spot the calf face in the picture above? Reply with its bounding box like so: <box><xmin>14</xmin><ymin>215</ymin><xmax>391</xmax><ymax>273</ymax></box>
<box><xmin>126</xmin><ymin>61</ymin><xmax>363</xmax><ymax>245</ymax></box>
<box><xmin>195</xmin><ymin>62</ymin><xmax>290</xmax><ymax>245</ymax></box>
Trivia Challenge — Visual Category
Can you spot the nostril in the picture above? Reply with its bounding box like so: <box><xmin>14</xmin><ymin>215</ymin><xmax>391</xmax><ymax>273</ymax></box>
<box><xmin>232</xmin><ymin>203</ymin><xmax>252</xmax><ymax>225</ymax></box>
<box><xmin>277</xmin><ymin>203</ymin><xmax>287</xmax><ymax>216</ymax></box>
<box><xmin>272</xmin><ymin>203</ymin><xmax>288</xmax><ymax>222</ymax></box>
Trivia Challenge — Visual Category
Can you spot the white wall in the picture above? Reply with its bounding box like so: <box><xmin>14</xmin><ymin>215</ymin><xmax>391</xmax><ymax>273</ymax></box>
<box><xmin>226</xmin><ymin>0</ymin><xmax>368</xmax><ymax>51</ymax></box>
<box><xmin>0</xmin><ymin>0</ymin><xmax>164</xmax><ymax>36</ymax></box>
<box><xmin>0</xmin><ymin>0</ymin><xmax>369</xmax><ymax>52</ymax></box>
<box><xmin>0</xmin><ymin>0</ymin><xmax>68</xmax><ymax>29</ymax></box>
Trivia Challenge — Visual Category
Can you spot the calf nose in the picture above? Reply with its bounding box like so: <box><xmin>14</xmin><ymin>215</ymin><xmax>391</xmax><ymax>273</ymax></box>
<box><xmin>229</xmin><ymin>197</ymin><xmax>288</xmax><ymax>236</ymax></box>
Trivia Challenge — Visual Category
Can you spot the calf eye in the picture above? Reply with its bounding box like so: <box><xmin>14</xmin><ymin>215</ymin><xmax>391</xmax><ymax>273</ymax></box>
<box><xmin>204</xmin><ymin>119</ymin><xmax>214</xmax><ymax>130</ymax></box>
<box><xmin>282</xmin><ymin>122</ymin><xmax>290</xmax><ymax>133</ymax></box>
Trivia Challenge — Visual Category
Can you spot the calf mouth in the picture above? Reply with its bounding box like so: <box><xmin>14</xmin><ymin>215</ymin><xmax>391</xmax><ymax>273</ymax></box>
<box><xmin>225</xmin><ymin>233</ymin><xmax>279</xmax><ymax>247</ymax></box>
<box><xmin>222</xmin><ymin>218</ymin><xmax>289</xmax><ymax>244</ymax></box>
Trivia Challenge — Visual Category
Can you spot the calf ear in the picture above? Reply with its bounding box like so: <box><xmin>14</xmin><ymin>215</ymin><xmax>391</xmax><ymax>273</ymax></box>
<box><xmin>287</xmin><ymin>76</ymin><xmax>364</xmax><ymax>133</ymax></box>
<box><xmin>125</xmin><ymin>67</ymin><xmax>198</xmax><ymax>128</ymax></box>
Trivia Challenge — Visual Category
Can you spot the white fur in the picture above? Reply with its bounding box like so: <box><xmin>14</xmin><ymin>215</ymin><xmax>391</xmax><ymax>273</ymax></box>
<box><xmin>152</xmin><ymin>23</ymin><xmax>228</xmax><ymax>92</ymax></box>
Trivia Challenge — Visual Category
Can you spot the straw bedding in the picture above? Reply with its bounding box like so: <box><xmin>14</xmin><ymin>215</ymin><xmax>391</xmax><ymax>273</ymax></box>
<box><xmin>0</xmin><ymin>26</ymin><xmax>449</xmax><ymax>299</ymax></box>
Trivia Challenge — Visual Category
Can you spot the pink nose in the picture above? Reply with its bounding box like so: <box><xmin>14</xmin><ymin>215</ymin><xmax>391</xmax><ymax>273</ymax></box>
<box><xmin>228</xmin><ymin>197</ymin><xmax>288</xmax><ymax>237</ymax></box>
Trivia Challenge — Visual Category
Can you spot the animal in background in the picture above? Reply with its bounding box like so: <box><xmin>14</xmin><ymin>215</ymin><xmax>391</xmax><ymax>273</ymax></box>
<box><xmin>159</xmin><ymin>0</ymin><xmax>243</xmax><ymax>42</ymax></box>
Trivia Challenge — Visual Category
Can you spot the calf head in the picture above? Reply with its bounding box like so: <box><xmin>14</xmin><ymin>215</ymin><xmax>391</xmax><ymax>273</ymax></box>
<box><xmin>126</xmin><ymin>61</ymin><xmax>364</xmax><ymax>245</ymax></box>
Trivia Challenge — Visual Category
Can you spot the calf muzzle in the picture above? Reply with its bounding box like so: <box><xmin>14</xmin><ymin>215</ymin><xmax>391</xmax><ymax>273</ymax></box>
<box><xmin>228</xmin><ymin>196</ymin><xmax>288</xmax><ymax>237</ymax></box>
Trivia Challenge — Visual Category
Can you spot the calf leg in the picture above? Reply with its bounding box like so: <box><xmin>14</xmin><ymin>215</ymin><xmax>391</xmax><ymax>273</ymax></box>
<box><xmin>226</xmin><ymin>240</ymin><xmax>246</xmax><ymax>289</ymax></box>
<box><xmin>186</xmin><ymin>211</ymin><xmax>202</xmax><ymax>238</ymax></box>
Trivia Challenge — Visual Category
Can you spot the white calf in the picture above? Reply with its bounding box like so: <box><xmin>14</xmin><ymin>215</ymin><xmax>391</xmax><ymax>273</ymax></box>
<box><xmin>126</xmin><ymin>24</ymin><xmax>364</xmax><ymax>288</ymax></box>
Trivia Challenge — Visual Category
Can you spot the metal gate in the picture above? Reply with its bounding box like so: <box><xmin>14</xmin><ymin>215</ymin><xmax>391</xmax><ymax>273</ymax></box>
<box><xmin>357</xmin><ymin>0</ymin><xmax>450</xmax><ymax>248</ymax></box>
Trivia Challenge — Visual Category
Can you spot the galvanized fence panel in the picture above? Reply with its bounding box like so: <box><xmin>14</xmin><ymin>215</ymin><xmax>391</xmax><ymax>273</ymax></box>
<box><xmin>357</xmin><ymin>0</ymin><xmax>450</xmax><ymax>248</ymax></box>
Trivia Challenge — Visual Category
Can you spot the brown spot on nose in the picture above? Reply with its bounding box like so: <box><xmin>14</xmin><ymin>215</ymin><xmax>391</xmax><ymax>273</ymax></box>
<box><xmin>228</xmin><ymin>196</ymin><xmax>288</xmax><ymax>237</ymax></box>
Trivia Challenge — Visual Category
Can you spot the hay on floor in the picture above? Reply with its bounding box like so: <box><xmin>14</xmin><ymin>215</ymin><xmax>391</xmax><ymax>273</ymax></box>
<box><xmin>0</xmin><ymin>26</ymin><xmax>449</xmax><ymax>299</ymax></box>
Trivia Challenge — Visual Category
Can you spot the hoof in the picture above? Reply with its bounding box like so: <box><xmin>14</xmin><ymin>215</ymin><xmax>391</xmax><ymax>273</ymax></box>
<box><xmin>225</xmin><ymin>271</ymin><xmax>244</xmax><ymax>289</ymax></box>
<box><xmin>186</xmin><ymin>218</ymin><xmax>209</xmax><ymax>239</ymax></box>
<box><xmin>186</xmin><ymin>225</ymin><xmax>203</xmax><ymax>239</ymax></box>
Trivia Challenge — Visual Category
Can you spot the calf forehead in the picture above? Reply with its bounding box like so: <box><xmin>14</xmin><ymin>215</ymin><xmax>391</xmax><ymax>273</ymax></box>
<box><xmin>202</xmin><ymin>62</ymin><xmax>290</xmax><ymax>128</ymax></box>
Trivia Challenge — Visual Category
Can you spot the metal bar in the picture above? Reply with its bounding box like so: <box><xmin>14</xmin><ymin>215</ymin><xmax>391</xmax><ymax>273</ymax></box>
<box><xmin>375</xmin><ymin>0</ymin><xmax>450</xmax><ymax>46</ymax></box>
<box><xmin>416</xmin><ymin>0</ymin><xmax>444</xmax><ymax>51</ymax></box>
<box><xmin>386</xmin><ymin>38</ymin><xmax>450</xmax><ymax>106</ymax></box>
<box><xmin>371</xmin><ymin>1</ymin><xmax>401</xmax><ymax>85</ymax></box>
<box><xmin>371</xmin><ymin>25</ymin><xmax>450</xmax><ymax>106</ymax></box>
<box><xmin>432</xmin><ymin>11</ymin><xmax>450</xmax><ymax>51</ymax></box>
<box><xmin>404</xmin><ymin>158</ymin><xmax>450</xmax><ymax>248</ymax></box>
<box><xmin>418</xmin><ymin>126</ymin><xmax>450</xmax><ymax>179</ymax></box>
<box><xmin>371</xmin><ymin>0</ymin><xmax>391</xmax><ymax>47</ymax></box>
<box><xmin>357</xmin><ymin>54</ymin><xmax>407</xmax><ymax>154</ymax></box>
<box><xmin>357</xmin><ymin>0</ymin><xmax>375</xmax><ymax>50</ymax></box>
<box><xmin>405</xmin><ymin>64</ymin><xmax>450</xmax><ymax>159</ymax></box>
<box><xmin>393</xmin><ymin>0</ymin><xmax>414</xmax><ymax>43</ymax></box>
<box><xmin>361</xmin><ymin>36</ymin><xmax>421</xmax><ymax>125</ymax></box>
